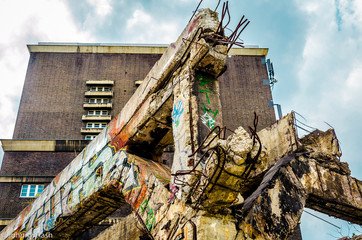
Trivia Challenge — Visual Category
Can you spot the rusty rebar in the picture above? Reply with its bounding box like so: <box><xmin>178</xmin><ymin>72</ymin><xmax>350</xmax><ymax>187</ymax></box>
<box><xmin>189</xmin><ymin>0</ymin><xmax>203</xmax><ymax>23</ymax></box>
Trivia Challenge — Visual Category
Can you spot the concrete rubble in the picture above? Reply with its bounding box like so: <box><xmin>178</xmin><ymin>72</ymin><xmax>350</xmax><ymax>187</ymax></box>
<box><xmin>0</xmin><ymin>8</ymin><xmax>361</xmax><ymax>240</ymax></box>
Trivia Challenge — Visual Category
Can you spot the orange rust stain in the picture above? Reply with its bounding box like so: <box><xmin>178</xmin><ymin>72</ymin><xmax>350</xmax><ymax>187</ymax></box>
<box><xmin>109</xmin><ymin>134</ymin><xmax>128</xmax><ymax>152</ymax></box>
<box><xmin>185</xmin><ymin>225</ymin><xmax>188</xmax><ymax>240</ymax></box>
<box><xmin>106</xmin><ymin>115</ymin><xmax>119</xmax><ymax>139</ymax></box>
<box><xmin>53</xmin><ymin>171</ymin><xmax>61</xmax><ymax>186</ymax></box>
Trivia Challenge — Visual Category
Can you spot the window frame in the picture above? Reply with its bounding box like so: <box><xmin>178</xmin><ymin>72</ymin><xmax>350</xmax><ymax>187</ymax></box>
<box><xmin>88</xmin><ymin>110</ymin><xmax>108</xmax><ymax>116</ymax></box>
<box><xmin>86</xmin><ymin>122</ymin><xmax>108</xmax><ymax>128</ymax></box>
<box><xmin>20</xmin><ymin>184</ymin><xmax>44</xmax><ymax>198</ymax></box>
<box><xmin>89</xmin><ymin>87</ymin><xmax>111</xmax><ymax>92</ymax></box>
<box><xmin>88</xmin><ymin>98</ymin><xmax>110</xmax><ymax>104</ymax></box>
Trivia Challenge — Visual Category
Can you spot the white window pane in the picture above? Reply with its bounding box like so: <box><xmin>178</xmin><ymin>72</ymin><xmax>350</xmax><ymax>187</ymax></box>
<box><xmin>20</xmin><ymin>185</ymin><xmax>28</xmax><ymax>197</ymax></box>
<box><xmin>29</xmin><ymin>185</ymin><xmax>36</xmax><ymax>192</ymax></box>
<box><xmin>29</xmin><ymin>185</ymin><xmax>36</xmax><ymax>197</ymax></box>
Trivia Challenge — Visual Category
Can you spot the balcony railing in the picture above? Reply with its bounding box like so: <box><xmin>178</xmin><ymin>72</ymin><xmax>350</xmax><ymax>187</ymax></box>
<box><xmin>83</xmin><ymin>103</ymin><xmax>113</xmax><ymax>109</ymax></box>
<box><xmin>80</xmin><ymin>128</ymin><xmax>104</xmax><ymax>134</ymax></box>
<box><xmin>86</xmin><ymin>80</ymin><xmax>114</xmax><ymax>85</ymax></box>
<box><xmin>82</xmin><ymin>115</ymin><xmax>112</xmax><ymax>121</ymax></box>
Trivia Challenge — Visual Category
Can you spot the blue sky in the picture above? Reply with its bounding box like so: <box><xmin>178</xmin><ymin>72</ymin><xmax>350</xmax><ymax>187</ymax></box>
<box><xmin>0</xmin><ymin>0</ymin><xmax>361</xmax><ymax>239</ymax></box>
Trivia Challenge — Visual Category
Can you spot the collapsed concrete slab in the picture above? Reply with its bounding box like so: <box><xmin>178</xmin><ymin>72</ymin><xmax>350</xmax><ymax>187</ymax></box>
<box><xmin>1</xmin><ymin>7</ymin><xmax>362</xmax><ymax>240</ymax></box>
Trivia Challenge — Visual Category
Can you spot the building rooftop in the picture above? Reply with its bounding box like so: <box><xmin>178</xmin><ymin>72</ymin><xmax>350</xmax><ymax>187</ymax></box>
<box><xmin>27</xmin><ymin>42</ymin><xmax>268</xmax><ymax>56</ymax></box>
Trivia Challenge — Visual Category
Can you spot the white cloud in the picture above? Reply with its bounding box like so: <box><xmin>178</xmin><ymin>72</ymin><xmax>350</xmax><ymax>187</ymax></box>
<box><xmin>86</xmin><ymin>0</ymin><xmax>113</xmax><ymax>19</ymax></box>
<box><xmin>125</xmin><ymin>9</ymin><xmax>179</xmax><ymax>44</ymax></box>
<box><xmin>341</xmin><ymin>64</ymin><xmax>362</xmax><ymax>110</ymax></box>
<box><xmin>289</xmin><ymin>0</ymin><xmax>362</xmax><ymax>127</ymax></box>
<box><xmin>0</xmin><ymin>0</ymin><xmax>94</xmax><ymax>140</ymax></box>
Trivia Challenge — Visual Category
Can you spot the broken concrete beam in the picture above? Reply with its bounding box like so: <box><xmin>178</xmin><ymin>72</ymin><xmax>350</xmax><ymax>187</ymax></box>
<box><xmin>0</xmin><ymin>150</ymin><xmax>170</xmax><ymax>239</ymax></box>
<box><xmin>237</xmin><ymin>151</ymin><xmax>362</xmax><ymax>240</ymax></box>
<box><xmin>293</xmin><ymin>156</ymin><xmax>362</xmax><ymax>224</ymax></box>
<box><xmin>299</xmin><ymin>128</ymin><xmax>349</xmax><ymax>175</ymax></box>
<box><xmin>108</xmin><ymin>8</ymin><xmax>222</xmax><ymax>158</ymax></box>
<box><xmin>178</xmin><ymin>113</ymin><xmax>298</xmax><ymax>210</ymax></box>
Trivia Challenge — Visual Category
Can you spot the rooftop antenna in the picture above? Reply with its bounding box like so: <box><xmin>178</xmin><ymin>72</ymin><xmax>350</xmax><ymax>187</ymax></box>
<box><xmin>263</xmin><ymin>58</ymin><xmax>278</xmax><ymax>88</ymax></box>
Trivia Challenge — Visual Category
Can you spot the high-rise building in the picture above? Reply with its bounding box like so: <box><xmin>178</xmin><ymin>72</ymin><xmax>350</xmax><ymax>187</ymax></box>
<box><xmin>0</xmin><ymin>43</ymin><xmax>276</xmax><ymax>233</ymax></box>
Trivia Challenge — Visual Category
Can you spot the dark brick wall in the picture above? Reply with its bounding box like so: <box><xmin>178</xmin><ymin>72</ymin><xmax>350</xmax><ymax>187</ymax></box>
<box><xmin>219</xmin><ymin>55</ymin><xmax>275</xmax><ymax>133</ymax></box>
<box><xmin>0</xmin><ymin>182</ymin><xmax>49</xmax><ymax>218</ymax></box>
<box><xmin>0</xmin><ymin>152</ymin><xmax>77</xmax><ymax>175</ymax></box>
<box><xmin>12</xmin><ymin>52</ymin><xmax>274</xmax><ymax>140</ymax></box>
<box><xmin>13</xmin><ymin>53</ymin><xmax>160</xmax><ymax>140</ymax></box>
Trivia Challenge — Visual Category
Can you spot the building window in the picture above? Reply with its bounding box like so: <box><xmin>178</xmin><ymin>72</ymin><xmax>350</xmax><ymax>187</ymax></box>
<box><xmin>88</xmin><ymin>110</ymin><xmax>108</xmax><ymax>115</ymax></box>
<box><xmin>89</xmin><ymin>98</ymin><xmax>110</xmax><ymax>104</ymax></box>
<box><xmin>85</xmin><ymin>135</ymin><xmax>96</xmax><ymax>140</ymax></box>
<box><xmin>86</xmin><ymin>122</ymin><xmax>107</xmax><ymax>128</ymax></box>
<box><xmin>20</xmin><ymin>185</ymin><xmax>44</xmax><ymax>198</ymax></box>
<box><xmin>89</xmin><ymin>87</ymin><xmax>111</xmax><ymax>92</ymax></box>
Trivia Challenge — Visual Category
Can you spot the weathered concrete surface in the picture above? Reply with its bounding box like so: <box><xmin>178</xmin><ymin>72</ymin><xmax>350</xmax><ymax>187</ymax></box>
<box><xmin>0</xmin><ymin>150</ymin><xmax>170</xmax><ymax>239</ymax></box>
<box><xmin>179</xmin><ymin>113</ymin><xmax>299</xmax><ymax>211</ymax></box>
<box><xmin>92</xmin><ymin>215</ymin><xmax>144</xmax><ymax>240</ymax></box>
<box><xmin>235</xmin><ymin>128</ymin><xmax>362</xmax><ymax>239</ymax></box>
<box><xmin>236</xmin><ymin>153</ymin><xmax>362</xmax><ymax>239</ymax></box>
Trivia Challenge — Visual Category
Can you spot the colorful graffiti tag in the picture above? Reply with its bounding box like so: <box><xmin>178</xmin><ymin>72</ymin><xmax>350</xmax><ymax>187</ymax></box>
<box><xmin>5</xmin><ymin>136</ymin><xmax>165</xmax><ymax>239</ymax></box>
<box><xmin>172</xmin><ymin>100</ymin><xmax>184</xmax><ymax>127</ymax></box>
<box><xmin>197</xmin><ymin>73</ymin><xmax>219</xmax><ymax>130</ymax></box>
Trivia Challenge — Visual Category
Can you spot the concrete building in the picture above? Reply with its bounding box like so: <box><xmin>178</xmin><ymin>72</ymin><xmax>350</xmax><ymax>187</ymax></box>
<box><xmin>0</xmin><ymin>43</ymin><xmax>276</xmax><ymax>234</ymax></box>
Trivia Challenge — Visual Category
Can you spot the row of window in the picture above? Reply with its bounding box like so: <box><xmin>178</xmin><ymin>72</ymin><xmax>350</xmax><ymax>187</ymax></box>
<box><xmin>88</xmin><ymin>110</ymin><xmax>108</xmax><ymax>116</ymax></box>
<box><xmin>88</xmin><ymin>98</ymin><xmax>110</xmax><ymax>104</ymax></box>
<box><xmin>86</xmin><ymin>122</ymin><xmax>107</xmax><ymax>128</ymax></box>
<box><xmin>84</xmin><ymin>84</ymin><xmax>112</xmax><ymax>140</ymax></box>
<box><xmin>89</xmin><ymin>87</ymin><xmax>111</xmax><ymax>92</ymax></box>
<box><xmin>20</xmin><ymin>185</ymin><xmax>44</xmax><ymax>198</ymax></box>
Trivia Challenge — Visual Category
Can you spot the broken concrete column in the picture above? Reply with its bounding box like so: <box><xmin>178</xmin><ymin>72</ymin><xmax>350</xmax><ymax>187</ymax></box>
<box><xmin>235</xmin><ymin>129</ymin><xmax>362</xmax><ymax>239</ymax></box>
<box><xmin>170</xmin><ymin>14</ymin><xmax>228</xmax><ymax>200</ymax></box>
<box><xmin>183</xmin><ymin>113</ymin><xmax>298</xmax><ymax>211</ymax></box>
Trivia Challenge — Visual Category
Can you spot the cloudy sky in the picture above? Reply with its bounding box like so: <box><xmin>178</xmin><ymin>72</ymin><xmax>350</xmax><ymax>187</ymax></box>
<box><xmin>0</xmin><ymin>0</ymin><xmax>361</xmax><ymax>239</ymax></box>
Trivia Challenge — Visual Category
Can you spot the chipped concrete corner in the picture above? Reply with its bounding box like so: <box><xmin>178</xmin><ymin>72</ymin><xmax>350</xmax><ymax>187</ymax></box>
<box><xmin>1</xmin><ymin>8</ymin><xmax>361</xmax><ymax>240</ymax></box>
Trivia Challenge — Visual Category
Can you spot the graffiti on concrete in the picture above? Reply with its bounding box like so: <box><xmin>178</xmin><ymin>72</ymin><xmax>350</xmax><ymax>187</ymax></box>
<box><xmin>172</xmin><ymin>100</ymin><xmax>184</xmax><ymax>128</ymax></box>
<box><xmin>139</xmin><ymin>198</ymin><xmax>156</xmax><ymax>231</ymax></box>
<box><xmin>4</xmin><ymin>131</ymin><xmax>157</xmax><ymax>239</ymax></box>
<box><xmin>197</xmin><ymin>73</ymin><xmax>219</xmax><ymax>130</ymax></box>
